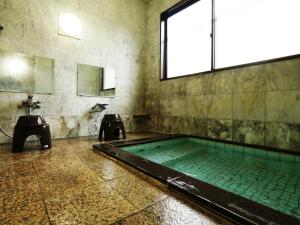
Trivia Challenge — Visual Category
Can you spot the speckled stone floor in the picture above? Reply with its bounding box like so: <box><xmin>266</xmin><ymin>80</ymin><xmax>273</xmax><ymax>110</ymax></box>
<box><xmin>0</xmin><ymin>132</ymin><xmax>232</xmax><ymax>225</ymax></box>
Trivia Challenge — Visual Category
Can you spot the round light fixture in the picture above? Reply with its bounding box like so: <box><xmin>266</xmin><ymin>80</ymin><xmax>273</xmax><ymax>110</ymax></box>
<box><xmin>59</xmin><ymin>13</ymin><xmax>82</xmax><ymax>38</ymax></box>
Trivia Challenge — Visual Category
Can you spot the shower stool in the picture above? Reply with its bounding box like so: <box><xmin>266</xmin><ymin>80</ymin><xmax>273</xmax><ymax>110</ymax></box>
<box><xmin>99</xmin><ymin>114</ymin><xmax>126</xmax><ymax>141</ymax></box>
<box><xmin>12</xmin><ymin>115</ymin><xmax>52</xmax><ymax>152</ymax></box>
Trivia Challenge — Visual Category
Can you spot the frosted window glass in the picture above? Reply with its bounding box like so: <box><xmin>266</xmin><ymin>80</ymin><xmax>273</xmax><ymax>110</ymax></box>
<box><xmin>167</xmin><ymin>0</ymin><xmax>211</xmax><ymax>78</ymax></box>
<box><xmin>215</xmin><ymin>0</ymin><xmax>300</xmax><ymax>68</ymax></box>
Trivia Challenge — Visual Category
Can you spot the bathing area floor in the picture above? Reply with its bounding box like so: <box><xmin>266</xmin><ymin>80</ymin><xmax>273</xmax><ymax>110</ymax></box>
<box><xmin>0</xmin><ymin>132</ymin><xmax>232</xmax><ymax>225</ymax></box>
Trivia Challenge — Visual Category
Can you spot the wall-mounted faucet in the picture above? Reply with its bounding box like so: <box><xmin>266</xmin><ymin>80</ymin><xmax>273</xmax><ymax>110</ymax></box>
<box><xmin>89</xmin><ymin>103</ymin><xmax>108</xmax><ymax>113</ymax></box>
<box><xmin>18</xmin><ymin>92</ymin><xmax>41</xmax><ymax>116</ymax></box>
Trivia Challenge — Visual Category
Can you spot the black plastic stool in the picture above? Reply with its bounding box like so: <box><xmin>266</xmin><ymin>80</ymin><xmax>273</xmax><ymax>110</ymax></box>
<box><xmin>12</xmin><ymin>116</ymin><xmax>52</xmax><ymax>153</ymax></box>
<box><xmin>99</xmin><ymin>114</ymin><xmax>126</xmax><ymax>141</ymax></box>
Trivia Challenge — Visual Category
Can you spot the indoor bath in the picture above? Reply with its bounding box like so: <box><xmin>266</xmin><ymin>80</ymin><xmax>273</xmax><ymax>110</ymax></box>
<box><xmin>0</xmin><ymin>0</ymin><xmax>299</xmax><ymax>224</ymax></box>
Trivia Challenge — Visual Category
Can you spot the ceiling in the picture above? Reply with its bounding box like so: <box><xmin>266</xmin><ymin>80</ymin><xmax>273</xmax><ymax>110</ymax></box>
<box><xmin>141</xmin><ymin>0</ymin><xmax>152</xmax><ymax>3</ymax></box>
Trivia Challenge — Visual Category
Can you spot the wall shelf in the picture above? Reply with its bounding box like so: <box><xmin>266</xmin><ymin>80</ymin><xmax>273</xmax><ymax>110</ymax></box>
<box><xmin>132</xmin><ymin>114</ymin><xmax>150</xmax><ymax>124</ymax></box>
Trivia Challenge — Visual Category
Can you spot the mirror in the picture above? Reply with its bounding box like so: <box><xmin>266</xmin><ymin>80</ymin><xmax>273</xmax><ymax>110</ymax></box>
<box><xmin>102</xmin><ymin>68</ymin><xmax>116</xmax><ymax>91</ymax></box>
<box><xmin>0</xmin><ymin>51</ymin><xmax>55</xmax><ymax>94</ymax></box>
<box><xmin>77</xmin><ymin>63</ymin><xmax>115</xmax><ymax>97</ymax></box>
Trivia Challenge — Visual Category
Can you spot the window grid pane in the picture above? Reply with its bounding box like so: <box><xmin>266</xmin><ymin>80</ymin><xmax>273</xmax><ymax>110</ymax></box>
<box><xmin>215</xmin><ymin>0</ymin><xmax>300</xmax><ymax>68</ymax></box>
<box><xmin>160</xmin><ymin>0</ymin><xmax>300</xmax><ymax>79</ymax></box>
<box><xmin>166</xmin><ymin>0</ymin><xmax>212</xmax><ymax>78</ymax></box>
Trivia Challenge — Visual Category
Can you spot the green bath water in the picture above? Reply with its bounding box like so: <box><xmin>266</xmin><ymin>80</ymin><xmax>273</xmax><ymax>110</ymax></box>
<box><xmin>122</xmin><ymin>137</ymin><xmax>300</xmax><ymax>219</ymax></box>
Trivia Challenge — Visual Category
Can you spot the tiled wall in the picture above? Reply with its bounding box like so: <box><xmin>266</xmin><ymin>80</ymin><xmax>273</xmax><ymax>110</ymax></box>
<box><xmin>1</xmin><ymin>0</ymin><xmax>299</xmax><ymax>151</ymax></box>
<box><xmin>144</xmin><ymin>0</ymin><xmax>300</xmax><ymax>151</ymax></box>
<box><xmin>0</xmin><ymin>0</ymin><xmax>147</xmax><ymax>143</ymax></box>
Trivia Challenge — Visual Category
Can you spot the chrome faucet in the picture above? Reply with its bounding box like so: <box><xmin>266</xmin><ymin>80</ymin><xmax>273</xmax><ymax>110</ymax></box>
<box><xmin>18</xmin><ymin>92</ymin><xmax>41</xmax><ymax>116</ymax></box>
<box><xmin>89</xmin><ymin>103</ymin><xmax>108</xmax><ymax>113</ymax></box>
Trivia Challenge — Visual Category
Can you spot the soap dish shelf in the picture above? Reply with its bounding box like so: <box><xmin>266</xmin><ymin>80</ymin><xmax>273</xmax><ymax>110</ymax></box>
<box><xmin>132</xmin><ymin>114</ymin><xmax>150</xmax><ymax>124</ymax></box>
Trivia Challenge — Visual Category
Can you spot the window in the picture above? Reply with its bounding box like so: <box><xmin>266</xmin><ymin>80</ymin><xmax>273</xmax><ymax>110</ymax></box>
<box><xmin>160</xmin><ymin>0</ymin><xmax>300</xmax><ymax>79</ymax></box>
<box><xmin>166</xmin><ymin>0</ymin><xmax>211</xmax><ymax>78</ymax></box>
<box><xmin>161</xmin><ymin>0</ymin><xmax>212</xmax><ymax>79</ymax></box>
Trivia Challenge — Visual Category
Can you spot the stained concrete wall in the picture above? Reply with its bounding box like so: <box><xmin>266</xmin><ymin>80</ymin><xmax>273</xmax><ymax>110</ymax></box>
<box><xmin>0</xmin><ymin>0</ymin><xmax>146</xmax><ymax>143</ymax></box>
<box><xmin>144</xmin><ymin>0</ymin><xmax>300</xmax><ymax>151</ymax></box>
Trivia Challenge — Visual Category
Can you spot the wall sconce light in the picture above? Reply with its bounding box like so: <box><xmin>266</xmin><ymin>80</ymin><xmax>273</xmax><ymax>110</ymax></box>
<box><xmin>58</xmin><ymin>13</ymin><xmax>82</xmax><ymax>39</ymax></box>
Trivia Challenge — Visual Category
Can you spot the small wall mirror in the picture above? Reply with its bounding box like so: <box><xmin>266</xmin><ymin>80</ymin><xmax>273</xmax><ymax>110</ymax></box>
<box><xmin>77</xmin><ymin>63</ymin><xmax>115</xmax><ymax>97</ymax></box>
<box><xmin>0</xmin><ymin>51</ymin><xmax>55</xmax><ymax>94</ymax></box>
